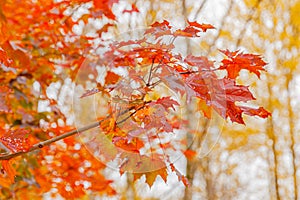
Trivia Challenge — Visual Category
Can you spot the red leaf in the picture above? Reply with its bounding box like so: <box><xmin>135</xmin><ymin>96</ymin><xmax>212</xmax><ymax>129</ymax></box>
<box><xmin>188</xmin><ymin>21</ymin><xmax>215</xmax><ymax>32</ymax></box>
<box><xmin>121</xmin><ymin>154</ymin><xmax>167</xmax><ymax>187</ymax></box>
<box><xmin>2</xmin><ymin>41</ymin><xmax>30</xmax><ymax>69</ymax></box>
<box><xmin>226</xmin><ymin>102</ymin><xmax>245</xmax><ymax>124</ymax></box>
<box><xmin>220</xmin><ymin>49</ymin><xmax>267</xmax><ymax>79</ymax></box>
<box><xmin>0</xmin><ymin>48</ymin><xmax>12</xmax><ymax>67</ymax></box>
<box><xmin>183</xmin><ymin>149</ymin><xmax>197</xmax><ymax>160</ymax></box>
<box><xmin>93</xmin><ymin>0</ymin><xmax>119</xmax><ymax>20</ymax></box>
<box><xmin>240</xmin><ymin>106</ymin><xmax>271</xmax><ymax>118</ymax></box>
<box><xmin>221</xmin><ymin>79</ymin><xmax>255</xmax><ymax>102</ymax></box>
<box><xmin>174</xmin><ymin>26</ymin><xmax>202</xmax><ymax>38</ymax></box>
<box><xmin>1</xmin><ymin>160</ymin><xmax>16</xmax><ymax>183</ymax></box>
<box><xmin>145</xmin><ymin>20</ymin><xmax>172</xmax><ymax>39</ymax></box>
<box><xmin>105</xmin><ymin>71</ymin><xmax>121</xmax><ymax>85</ymax></box>
<box><xmin>112</xmin><ymin>136</ymin><xmax>144</xmax><ymax>153</ymax></box>
<box><xmin>154</xmin><ymin>96</ymin><xmax>179</xmax><ymax>111</ymax></box>
<box><xmin>170</xmin><ymin>163</ymin><xmax>189</xmax><ymax>187</ymax></box>
<box><xmin>184</xmin><ymin>55</ymin><xmax>214</xmax><ymax>69</ymax></box>
<box><xmin>97</xmin><ymin>23</ymin><xmax>114</xmax><ymax>37</ymax></box>
<box><xmin>0</xmin><ymin>129</ymin><xmax>31</xmax><ymax>153</ymax></box>
<box><xmin>123</xmin><ymin>4</ymin><xmax>139</xmax><ymax>14</ymax></box>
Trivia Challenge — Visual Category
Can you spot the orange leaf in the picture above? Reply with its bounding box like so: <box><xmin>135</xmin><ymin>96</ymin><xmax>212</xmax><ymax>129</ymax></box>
<box><xmin>105</xmin><ymin>71</ymin><xmax>121</xmax><ymax>85</ymax></box>
<box><xmin>220</xmin><ymin>49</ymin><xmax>267</xmax><ymax>79</ymax></box>
<box><xmin>0</xmin><ymin>129</ymin><xmax>31</xmax><ymax>153</ymax></box>
<box><xmin>183</xmin><ymin>149</ymin><xmax>197</xmax><ymax>160</ymax></box>
<box><xmin>1</xmin><ymin>160</ymin><xmax>16</xmax><ymax>183</ymax></box>
<box><xmin>188</xmin><ymin>21</ymin><xmax>215</xmax><ymax>32</ymax></box>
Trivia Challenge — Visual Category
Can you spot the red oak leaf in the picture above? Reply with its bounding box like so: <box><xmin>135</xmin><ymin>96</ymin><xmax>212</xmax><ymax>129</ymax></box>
<box><xmin>220</xmin><ymin>49</ymin><xmax>267</xmax><ymax>78</ymax></box>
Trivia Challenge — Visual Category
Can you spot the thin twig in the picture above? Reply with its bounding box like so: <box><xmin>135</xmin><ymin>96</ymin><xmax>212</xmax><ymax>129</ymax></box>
<box><xmin>0</xmin><ymin>103</ymin><xmax>144</xmax><ymax>160</ymax></box>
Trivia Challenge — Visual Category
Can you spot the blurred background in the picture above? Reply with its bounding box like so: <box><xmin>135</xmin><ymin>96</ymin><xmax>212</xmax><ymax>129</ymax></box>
<box><xmin>1</xmin><ymin>0</ymin><xmax>299</xmax><ymax>199</ymax></box>
<box><xmin>101</xmin><ymin>0</ymin><xmax>300</xmax><ymax>199</ymax></box>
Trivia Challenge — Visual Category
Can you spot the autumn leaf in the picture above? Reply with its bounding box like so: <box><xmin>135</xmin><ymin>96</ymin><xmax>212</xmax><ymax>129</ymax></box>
<box><xmin>188</xmin><ymin>21</ymin><xmax>215</xmax><ymax>32</ymax></box>
<box><xmin>1</xmin><ymin>160</ymin><xmax>16</xmax><ymax>183</ymax></box>
<box><xmin>198</xmin><ymin>99</ymin><xmax>212</xmax><ymax>118</ymax></box>
<box><xmin>170</xmin><ymin>163</ymin><xmax>189</xmax><ymax>187</ymax></box>
<box><xmin>153</xmin><ymin>96</ymin><xmax>179</xmax><ymax>111</ymax></box>
<box><xmin>174</xmin><ymin>27</ymin><xmax>203</xmax><ymax>38</ymax></box>
<box><xmin>183</xmin><ymin>149</ymin><xmax>197</xmax><ymax>160</ymax></box>
<box><xmin>220</xmin><ymin>49</ymin><xmax>267</xmax><ymax>79</ymax></box>
<box><xmin>120</xmin><ymin>154</ymin><xmax>168</xmax><ymax>187</ymax></box>
<box><xmin>184</xmin><ymin>55</ymin><xmax>214</xmax><ymax>69</ymax></box>
<box><xmin>2</xmin><ymin>41</ymin><xmax>30</xmax><ymax>69</ymax></box>
<box><xmin>123</xmin><ymin>3</ymin><xmax>139</xmax><ymax>14</ymax></box>
<box><xmin>105</xmin><ymin>71</ymin><xmax>121</xmax><ymax>85</ymax></box>
<box><xmin>0</xmin><ymin>129</ymin><xmax>31</xmax><ymax>153</ymax></box>
<box><xmin>93</xmin><ymin>0</ymin><xmax>119</xmax><ymax>20</ymax></box>
<box><xmin>240</xmin><ymin>106</ymin><xmax>271</xmax><ymax>118</ymax></box>
<box><xmin>145</xmin><ymin>20</ymin><xmax>172</xmax><ymax>39</ymax></box>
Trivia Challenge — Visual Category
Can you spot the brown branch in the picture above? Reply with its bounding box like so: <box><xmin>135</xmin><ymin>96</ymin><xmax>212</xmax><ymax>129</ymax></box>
<box><xmin>266</xmin><ymin>77</ymin><xmax>280</xmax><ymax>200</ymax></box>
<box><xmin>0</xmin><ymin>101</ymin><xmax>150</xmax><ymax>161</ymax></box>
<box><xmin>0</xmin><ymin>120</ymin><xmax>102</xmax><ymax>160</ymax></box>
<box><xmin>286</xmin><ymin>76</ymin><xmax>298</xmax><ymax>200</ymax></box>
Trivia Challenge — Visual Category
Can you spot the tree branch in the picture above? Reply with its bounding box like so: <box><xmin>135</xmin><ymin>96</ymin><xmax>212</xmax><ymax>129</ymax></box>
<box><xmin>0</xmin><ymin>100</ymin><xmax>153</xmax><ymax>161</ymax></box>
<box><xmin>0</xmin><ymin>120</ymin><xmax>102</xmax><ymax>160</ymax></box>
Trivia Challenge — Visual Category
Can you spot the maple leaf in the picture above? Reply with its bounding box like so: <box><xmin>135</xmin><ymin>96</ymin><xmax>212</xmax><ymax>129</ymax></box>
<box><xmin>1</xmin><ymin>160</ymin><xmax>16</xmax><ymax>183</ymax></box>
<box><xmin>174</xmin><ymin>26</ymin><xmax>203</xmax><ymax>38</ymax></box>
<box><xmin>221</xmin><ymin>79</ymin><xmax>255</xmax><ymax>102</ymax></box>
<box><xmin>198</xmin><ymin>99</ymin><xmax>212</xmax><ymax>118</ymax></box>
<box><xmin>240</xmin><ymin>106</ymin><xmax>271</xmax><ymax>118</ymax></box>
<box><xmin>123</xmin><ymin>3</ymin><xmax>139</xmax><ymax>14</ymax></box>
<box><xmin>105</xmin><ymin>71</ymin><xmax>121</xmax><ymax>85</ymax></box>
<box><xmin>188</xmin><ymin>21</ymin><xmax>215</xmax><ymax>32</ymax></box>
<box><xmin>112</xmin><ymin>136</ymin><xmax>144</xmax><ymax>153</ymax></box>
<box><xmin>93</xmin><ymin>0</ymin><xmax>119</xmax><ymax>20</ymax></box>
<box><xmin>220</xmin><ymin>49</ymin><xmax>267</xmax><ymax>79</ymax></box>
<box><xmin>145</xmin><ymin>20</ymin><xmax>172</xmax><ymax>39</ymax></box>
<box><xmin>97</xmin><ymin>23</ymin><xmax>114</xmax><ymax>37</ymax></box>
<box><xmin>0</xmin><ymin>47</ymin><xmax>12</xmax><ymax>67</ymax></box>
<box><xmin>1</xmin><ymin>41</ymin><xmax>30</xmax><ymax>69</ymax></box>
<box><xmin>120</xmin><ymin>154</ymin><xmax>167</xmax><ymax>187</ymax></box>
<box><xmin>160</xmin><ymin>67</ymin><xmax>187</xmax><ymax>95</ymax></box>
<box><xmin>225</xmin><ymin>102</ymin><xmax>245</xmax><ymax>124</ymax></box>
<box><xmin>0</xmin><ymin>129</ymin><xmax>31</xmax><ymax>153</ymax></box>
<box><xmin>134</xmin><ymin>167</ymin><xmax>168</xmax><ymax>188</ymax></box>
<box><xmin>184</xmin><ymin>55</ymin><xmax>214</xmax><ymax>69</ymax></box>
<box><xmin>153</xmin><ymin>96</ymin><xmax>179</xmax><ymax>111</ymax></box>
